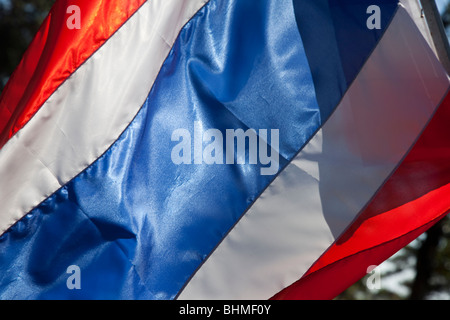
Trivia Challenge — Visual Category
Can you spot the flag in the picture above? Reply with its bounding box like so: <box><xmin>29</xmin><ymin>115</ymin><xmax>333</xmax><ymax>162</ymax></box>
<box><xmin>0</xmin><ymin>0</ymin><xmax>449</xmax><ymax>300</ymax></box>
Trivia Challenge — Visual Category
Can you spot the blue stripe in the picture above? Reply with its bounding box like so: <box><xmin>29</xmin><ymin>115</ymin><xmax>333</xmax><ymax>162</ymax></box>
<box><xmin>293</xmin><ymin>0</ymin><xmax>399</xmax><ymax>115</ymax></box>
<box><xmin>0</xmin><ymin>0</ymin><xmax>321</xmax><ymax>299</ymax></box>
<box><xmin>0</xmin><ymin>0</ymin><xmax>398</xmax><ymax>299</ymax></box>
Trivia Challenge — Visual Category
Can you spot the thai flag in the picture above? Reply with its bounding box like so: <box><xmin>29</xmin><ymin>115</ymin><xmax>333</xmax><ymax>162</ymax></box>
<box><xmin>0</xmin><ymin>0</ymin><xmax>448</xmax><ymax>300</ymax></box>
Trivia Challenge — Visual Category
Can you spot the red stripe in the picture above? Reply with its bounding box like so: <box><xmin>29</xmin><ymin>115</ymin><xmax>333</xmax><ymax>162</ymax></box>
<box><xmin>271</xmin><ymin>214</ymin><xmax>447</xmax><ymax>300</ymax></box>
<box><xmin>0</xmin><ymin>0</ymin><xmax>146</xmax><ymax>149</ymax></box>
<box><xmin>271</xmin><ymin>90</ymin><xmax>450</xmax><ymax>300</ymax></box>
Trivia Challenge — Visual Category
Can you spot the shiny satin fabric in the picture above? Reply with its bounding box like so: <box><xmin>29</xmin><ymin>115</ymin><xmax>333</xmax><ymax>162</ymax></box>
<box><xmin>0</xmin><ymin>0</ymin><xmax>146</xmax><ymax>149</ymax></box>
<box><xmin>0</xmin><ymin>0</ymin><xmax>320</xmax><ymax>299</ymax></box>
<box><xmin>293</xmin><ymin>0</ymin><xmax>398</xmax><ymax>115</ymax></box>
<box><xmin>0</xmin><ymin>0</ymin><xmax>400</xmax><ymax>299</ymax></box>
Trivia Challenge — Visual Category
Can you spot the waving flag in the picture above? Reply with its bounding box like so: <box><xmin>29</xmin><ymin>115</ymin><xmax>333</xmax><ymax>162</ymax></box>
<box><xmin>0</xmin><ymin>0</ymin><xmax>449</xmax><ymax>300</ymax></box>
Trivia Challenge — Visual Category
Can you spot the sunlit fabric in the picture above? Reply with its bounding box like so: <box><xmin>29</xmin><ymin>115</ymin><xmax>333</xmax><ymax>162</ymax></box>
<box><xmin>0</xmin><ymin>0</ymin><xmax>146</xmax><ymax>149</ymax></box>
<box><xmin>0</xmin><ymin>0</ymin><xmax>449</xmax><ymax>300</ymax></box>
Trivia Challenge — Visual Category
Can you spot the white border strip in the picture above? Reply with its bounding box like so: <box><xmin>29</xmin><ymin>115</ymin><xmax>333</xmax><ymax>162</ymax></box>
<box><xmin>400</xmin><ymin>0</ymin><xmax>437</xmax><ymax>55</ymax></box>
<box><xmin>0</xmin><ymin>0</ymin><xmax>208</xmax><ymax>234</ymax></box>
<box><xmin>178</xmin><ymin>7</ymin><xmax>449</xmax><ymax>300</ymax></box>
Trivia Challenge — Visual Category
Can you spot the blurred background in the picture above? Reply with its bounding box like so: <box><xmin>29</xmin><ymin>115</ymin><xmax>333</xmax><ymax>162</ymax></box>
<box><xmin>0</xmin><ymin>0</ymin><xmax>449</xmax><ymax>300</ymax></box>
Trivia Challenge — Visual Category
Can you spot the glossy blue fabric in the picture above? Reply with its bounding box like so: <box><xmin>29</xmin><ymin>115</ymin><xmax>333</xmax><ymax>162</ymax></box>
<box><xmin>293</xmin><ymin>0</ymin><xmax>398</xmax><ymax>115</ymax></box>
<box><xmin>0</xmin><ymin>0</ymin><xmax>398</xmax><ymax>299</ymax></box>
<box><xmin>0</xmin><ymin>0</ymin><xmax>320</xmax><ymax>299</ymax></box>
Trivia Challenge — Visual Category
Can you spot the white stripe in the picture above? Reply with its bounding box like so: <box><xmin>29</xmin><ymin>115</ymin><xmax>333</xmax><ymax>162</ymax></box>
<box><xmin>178</xmin><ymin>6</ymin><xmax>449</xmax><ymax>300</ymax></box>
<box><xmin>400</xmin><ymin>0</ymin><xmax>438</xmax><ymax>55</ymax></box>
<box><xmin>0</xmin><ymin>0</ymin><xmax>208</xmax><ymax>234</ymax></box>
